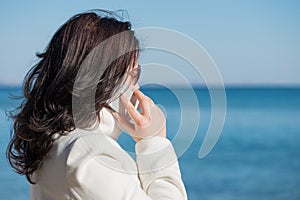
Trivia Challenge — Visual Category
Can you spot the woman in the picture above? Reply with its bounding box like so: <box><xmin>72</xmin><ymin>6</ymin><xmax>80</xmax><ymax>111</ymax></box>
<box><xmin>7</xmin><ymin>10</ymin><xmax>187</xmax><ymax>199</ymax></box>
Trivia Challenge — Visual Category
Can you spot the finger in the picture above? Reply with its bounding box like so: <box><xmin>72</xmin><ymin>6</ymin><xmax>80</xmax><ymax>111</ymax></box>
<box><xmin>132</xmin><ymin>90</ymin><xmax>152</xmax><ymax>116</ymax></box>
<box><xmin>112</xmin><ymin>112</ymin><xmax>140</xmax><ymax>142</ymax></box>
<box><xmin>134</xmin><ymin>90</ymin><xmax>155</xmax><ymax>106</ymax></box>
<box><xmin>120</xmin><ymin>93</ymin><xmax>139</xmax><ymax>114</ymax></box>
<box><xmin>120</xmin><ymin>94</ymin><xmax>144</xmax><ymax>125</ymax></box>
<box><xmin>119</xmin><ymin>92</ymin><xmax>134</xmax><ymax>110</ymax></box>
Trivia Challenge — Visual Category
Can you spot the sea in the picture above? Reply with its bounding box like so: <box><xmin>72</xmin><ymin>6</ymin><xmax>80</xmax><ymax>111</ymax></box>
<box><xmin>0</xmin><ymin>86</ymin><xmax>299</xmax><ymax>200</ymax></box>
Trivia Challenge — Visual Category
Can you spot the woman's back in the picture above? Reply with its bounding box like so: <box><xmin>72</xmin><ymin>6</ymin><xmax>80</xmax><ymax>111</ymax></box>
<box><xmin>30</xmin><ymin>126</ymin><xmax>139</xmax><ymax>199</ymax></box>
<box><xmin>31</xmin><ymin>126</ymin><xmax>186</xmax><ymax>200</ymax></box>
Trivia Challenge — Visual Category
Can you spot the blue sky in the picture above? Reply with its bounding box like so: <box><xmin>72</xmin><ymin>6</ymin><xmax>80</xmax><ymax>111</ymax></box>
<box><xmin>0</xmin><ymin>0</ymin><xmax>299</xmax><ymax>86</ymax></box>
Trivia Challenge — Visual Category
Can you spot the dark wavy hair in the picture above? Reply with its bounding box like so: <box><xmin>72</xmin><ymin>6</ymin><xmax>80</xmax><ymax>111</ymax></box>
<box><xmin>6</xmin><ymin>10</ymin><xmax>139</xmax><ymax>184</ymax></box>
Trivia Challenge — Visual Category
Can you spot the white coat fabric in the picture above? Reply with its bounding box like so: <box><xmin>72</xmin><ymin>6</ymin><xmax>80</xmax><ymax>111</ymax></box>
<box><xmin>30</xmin><ymin>106</ymin><xmax>188</xmax><ymax>200</ymax></box>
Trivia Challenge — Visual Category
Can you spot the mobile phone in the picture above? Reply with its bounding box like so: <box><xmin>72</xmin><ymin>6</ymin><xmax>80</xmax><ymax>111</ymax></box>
<box><xmin>109</xmin><ymin>83</ymin><xmax>140</xmax><ymax>117</ymax></box>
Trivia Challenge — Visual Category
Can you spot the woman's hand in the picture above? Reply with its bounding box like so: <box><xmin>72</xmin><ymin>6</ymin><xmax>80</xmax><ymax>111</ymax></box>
<box><xmin>112</xmin><ymin>90</ymin><xmax>166</xmax><ymax>142</ymax></box>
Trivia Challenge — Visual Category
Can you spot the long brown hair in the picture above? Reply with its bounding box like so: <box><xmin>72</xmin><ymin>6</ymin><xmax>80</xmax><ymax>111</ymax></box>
<box><xmin>7</xmin><ymin>10</ymin><xmax>139</xmax><ymax>183</ymax></box>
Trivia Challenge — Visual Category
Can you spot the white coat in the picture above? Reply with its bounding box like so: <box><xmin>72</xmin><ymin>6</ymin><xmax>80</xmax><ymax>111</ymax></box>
<box><xmin>30</xmin><ymin>106</ymin><xmax>188</xmax><ymax>200</ymax></box>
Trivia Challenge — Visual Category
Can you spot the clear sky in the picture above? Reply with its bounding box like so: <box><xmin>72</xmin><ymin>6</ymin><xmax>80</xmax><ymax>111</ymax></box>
<box><xmin>0</xmin><ymin>0</ymin><xmax>299</xmax><ymax>86</ymax></box>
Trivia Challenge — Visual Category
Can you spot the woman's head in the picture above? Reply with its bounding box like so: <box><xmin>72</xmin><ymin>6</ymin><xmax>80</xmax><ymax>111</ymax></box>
<box><xmin>7</xmin><ymin>10</ymin><xmax>140</xmax><ymax>183</ymax></box>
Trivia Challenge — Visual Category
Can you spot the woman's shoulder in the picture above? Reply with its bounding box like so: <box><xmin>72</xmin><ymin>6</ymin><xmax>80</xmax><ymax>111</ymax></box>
<box><xmin>64</xmin><ymin>128</ymin><xmax>137</xmax><ymax>175</ymax></box>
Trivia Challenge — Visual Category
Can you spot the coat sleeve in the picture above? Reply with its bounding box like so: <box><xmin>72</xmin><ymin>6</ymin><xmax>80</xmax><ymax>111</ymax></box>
<box><xmin>136</xmin><ymin>136</ymin><xmax>188</xmax><ymax>200</ymax></box>
<box><xmin>66</xmin><ymin>134</ymin><xmax>187</xmax><ymax>200</ymax></box>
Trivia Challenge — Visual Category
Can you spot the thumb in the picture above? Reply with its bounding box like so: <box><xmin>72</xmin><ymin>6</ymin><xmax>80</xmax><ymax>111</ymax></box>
<box><xmin>112</xmin><ymin>112</ymin><xmax>135</xmax><ymax>134</ymax></box>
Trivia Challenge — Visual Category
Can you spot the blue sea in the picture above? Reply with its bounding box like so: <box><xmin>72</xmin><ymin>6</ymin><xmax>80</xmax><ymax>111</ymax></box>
<box><xmin>1</xmin><ymin>86</ymin><xmax>300</xmax><ymax>199</ymax></box>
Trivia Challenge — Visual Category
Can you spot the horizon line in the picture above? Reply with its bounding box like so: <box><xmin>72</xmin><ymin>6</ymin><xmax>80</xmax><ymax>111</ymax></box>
<box><xmin>1</xmin><ymin>83</ymin><xmax>300</xmax><ymax>90</ymax></box>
